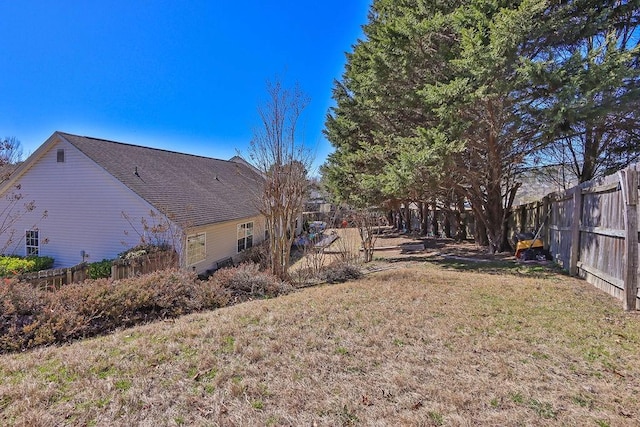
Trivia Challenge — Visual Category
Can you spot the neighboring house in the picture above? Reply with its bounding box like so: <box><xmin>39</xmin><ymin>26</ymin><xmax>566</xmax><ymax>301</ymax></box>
<box><xmin>513</xmin><ymin>164</ymin><xmax>578</xmax><ymax>207</ymax></box>
<box><xmin>0</xmin><ymin>131</ymin><xmax>266</xmax><ymax>274</ymax></box>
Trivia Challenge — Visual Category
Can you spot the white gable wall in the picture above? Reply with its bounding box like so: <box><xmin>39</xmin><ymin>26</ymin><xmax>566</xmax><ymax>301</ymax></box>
<box><xmin>0</xmin><ymin>137</ymin><xmax>168</xmax><ymax>267</ymax></box>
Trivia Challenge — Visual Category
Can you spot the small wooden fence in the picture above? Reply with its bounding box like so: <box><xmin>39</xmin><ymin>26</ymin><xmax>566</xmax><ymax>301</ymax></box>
<box><xmin>17</xmin><ymin>263</ymin><xmax>89</xmax><ymax>291</ymax></box>
<box><xmin>111</xmin><ymin>251</ymin><xmax>178</xmax><ymax>280</ymax></box>
<box><xmin>18</xmin><ymin>250</ymin><xmax>178</xmax><ymax>290</ymax></box>
<box><xmin>510</xmin><ymin>164</ymin><xmax>639</xmax><ymax>311</ymax></box>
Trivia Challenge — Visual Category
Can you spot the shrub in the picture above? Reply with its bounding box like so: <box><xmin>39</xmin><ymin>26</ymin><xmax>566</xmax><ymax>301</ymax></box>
<box><xmin>319</xmin><ymin>262</ymin><xmax>363</xmax><ymax>284</ymax></box>
<box><xmin>0</xmin><ymin>257</ymin><xmax>35</xmax><ymax>276</ymax></box>
<box><xmin>87</xmin><ymin>259</ymin><xmax>113</xmax><ymax>279</ymax></box>
<box><xmin>238</xmin><ymin>242</ymin><xmax>270</xmax><ymax>270</ymax></box>
<box><xmin>0</xmin><ymin>269</ymin><xmax>230</xmax><ymax>353</ymax></box>
<box><xmin>0</xmin><ymin>262</ymin><xmax>298</xmax><ymax>353</ymax></box>
<box><xmin>26</xmin><ymin>256</ymin><xmax>54</xmax><ymax>272</ymax></box>
<box><xmin>0</xmin><ymin>255</ymin><xmax>54</xmax><ymax>277</ymax></box>
<box><xmin>0</xmin><ymin>280</ymin><xmax>49</xmax><ymax>351</ymax></box>
<box><xmin>118</xmin><ymin>243</ymin><xmax>171</xmax><ymax>260</ymax></box>
<box><xmin>210</xmin><ymin>263</ymin><xmax>291</xmax><ymax>302</ymax></box>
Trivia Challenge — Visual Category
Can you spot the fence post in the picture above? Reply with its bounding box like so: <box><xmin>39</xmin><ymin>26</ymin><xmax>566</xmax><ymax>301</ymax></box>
<box><xmin>542</xmin><ymin>196</ymin><xmax>550</xmax><ymax>249</ymax></box>
<box><xmin>618</xmin><ymin>166</ymin><xmax>638</xmax><ymax>311</ymax></box>
<box><xmin>569</xmin><ymin>186</ymin><xmax>582</xmax><ymax>276</ymax></box>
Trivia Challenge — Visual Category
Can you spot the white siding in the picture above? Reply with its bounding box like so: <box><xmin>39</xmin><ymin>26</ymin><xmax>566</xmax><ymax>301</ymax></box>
<box><xmin>0</xmin><ymin>137</ymin><xmax>167</xmax><ymax>267</ymax></box>
<box><xmin>186</xmin><ymin>215</ymin><xmax>266</xmax><ymax>274</ymax></box>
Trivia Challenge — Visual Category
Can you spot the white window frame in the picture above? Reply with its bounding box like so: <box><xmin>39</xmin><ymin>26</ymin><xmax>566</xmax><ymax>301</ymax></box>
<box><xmin>186</xmin><ymin>233</ymin><xmax>206</xmax><ymax>266</ymax></box>
<box><xmin>26</xmin><ymin>230</ymin><xmax>39</xmax><ymax>256</ymax></box>
<box><xmin>237</xmin><ymin>222</ymin><xmax>254</xmax><ymax>253</ymax></box>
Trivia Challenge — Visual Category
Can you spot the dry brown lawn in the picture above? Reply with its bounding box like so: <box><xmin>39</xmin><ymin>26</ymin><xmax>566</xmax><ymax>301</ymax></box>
<box><xmin>1</xmin><ymin>260</ymin><xmax>640</xmax><ymax>426</ymax></box>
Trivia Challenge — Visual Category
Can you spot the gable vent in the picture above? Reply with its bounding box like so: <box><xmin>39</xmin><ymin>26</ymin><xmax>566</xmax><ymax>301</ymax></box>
<box><xmin>57</xmin><ymin>149</ymin><xmax>65</xmax><ymax>163</ymax></box>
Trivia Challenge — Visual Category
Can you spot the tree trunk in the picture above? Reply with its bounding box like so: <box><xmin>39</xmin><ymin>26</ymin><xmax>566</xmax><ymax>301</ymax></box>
<box><xmin>431</xmin><ymin>199</ymin><xmax>439</xmax><ymax>237</ymax></box>
<box><xmin>443</xmin><ymin>214</ymin><xmax>451</xmax><ymax>238</ymax></box>
<box><xmin>473</xmin><ymin>214</ymin><xmax>489</xmax><ymax>246</ymax></box>
<box><xmin>581</xmin><ymin>124</ymin><xmax>597</xmax><ymax>182</ymax></box>
<box><xmin>395</xmin><ymin>209</ymin><xmax>403</xmax><ymax>231</ymax></box>
<box><xmin>401</xmin><ymin>203</ymin><xmax>411</xmax><ymax>232</ymax></box>
<box><xmin>455</xmin><ymin>198</ymin><xmax>467</xmax><ymax>241</ymax></box>
<box><xmin>421</xmin><ymin>202</ymin><xmax>429</xmax><ymax>235</ymax></box>
<box><xmin>500</xmin><ymin>213</ymin><xmax>512</xmax><ymax>252</ymax></box>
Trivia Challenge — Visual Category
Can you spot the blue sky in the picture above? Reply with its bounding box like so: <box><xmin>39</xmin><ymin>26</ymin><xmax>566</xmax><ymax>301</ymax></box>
<box><xmin>0</xmin><ymin>1</ymin><xmax>371</xmax><ymax>174</ymax></box>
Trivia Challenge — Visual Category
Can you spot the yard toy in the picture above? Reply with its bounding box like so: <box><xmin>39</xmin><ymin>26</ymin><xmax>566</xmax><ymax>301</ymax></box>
<box><xmin>514</xmin><ymin>213</ymin><xmax>551</xmax><ymax>261</ymax></box>
<box><xmin>514</xmin><ymin>232</ymin><xmax>547</xmax><ymax>260</ymax></box>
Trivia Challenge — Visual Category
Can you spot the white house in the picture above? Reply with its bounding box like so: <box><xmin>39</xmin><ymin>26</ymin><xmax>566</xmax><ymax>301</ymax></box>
<box><xmin>0</xmin><ymin>131</ymin><xmax>266</xmax><ymax>274</ymax></box>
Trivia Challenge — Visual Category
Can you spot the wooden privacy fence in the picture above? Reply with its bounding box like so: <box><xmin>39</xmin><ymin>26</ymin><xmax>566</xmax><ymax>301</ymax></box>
<box><xmin>18</xmin><ymin>250</ymin><xmax>178</xmax><ymax>291</ymax></box>
<box><xmin>17</xmin><ymin>263</ymin><xmax>89</xmax><ymax>291</ymax></box>
<box><xmin>510</xmin><ymin>164</ymin><xmax>639</xmax><ymax>311</ymax></box>
<box><xmin>111</xmin><ymin>251</ymin><xmax>178</xmax><ymax>280</ymax></box>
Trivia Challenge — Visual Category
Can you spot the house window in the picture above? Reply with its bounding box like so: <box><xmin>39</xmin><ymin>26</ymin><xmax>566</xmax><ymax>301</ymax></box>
<box><xmin>237</xmin><ymin>222</ymin><xmax>253</xmax><ymax>252</ymax></box>
<box><xmin>26</xmin><ymin>230</ymin><xmax>39</xmax><ymax>256</ymax></box>
<box><xmin>57</xmin><ymin>149</ymin><xmax>65</xmax><ymax>163</ymax></box>
<box><xmin>186</xmin><ymin>233</ymin><xmax>206</xmax><ymax>265</ymax></box>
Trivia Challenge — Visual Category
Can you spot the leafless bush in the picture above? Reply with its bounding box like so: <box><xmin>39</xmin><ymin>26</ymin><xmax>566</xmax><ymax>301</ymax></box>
<box><xmin>0</xmin><ymin>270</ymin><xmax>227</xmax><ymax>353</ymax></box>
<box><xmin>237</xmin><ymin>241</ymin><xmax>270</xmax><ymax>270</ymax></box>
<box><xmin>354</xmin><ymin>208</ymin><xmax>384</xmax><ymax>263</ymax></box>
<box><xmin>210</xmin><ymin>263</ymin><xmax>292</xmax><ymax>302</ymax></box>
<box><xmin>290</xmin><ymin>244</ymin><xmax>328</xmax><ymax>285</ymax></box>
<box><xmin>330</xmin><ymin>229</ymin><xmax>360</xmax><ymax>264</ymax></box>
<box><xmin>318</xmin><ymin>262</ymin><xmax>363</xmax><ymax>284</ymax></box>
<box><xmin>121</xmin><ymin>209</ymin><xmax>184</xmax><ymax>269</ymax></box>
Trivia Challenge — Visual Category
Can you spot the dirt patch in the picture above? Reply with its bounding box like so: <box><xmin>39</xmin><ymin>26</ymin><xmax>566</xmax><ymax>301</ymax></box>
<box><xmin>309</xmin><ymin>227</ymin><xmax>518</xmax><ymax>267</ymax></box>
<box><xmin>370</xmin><ymin>229</ymin><xmax>514</xmax><ymax>262</ymax></box>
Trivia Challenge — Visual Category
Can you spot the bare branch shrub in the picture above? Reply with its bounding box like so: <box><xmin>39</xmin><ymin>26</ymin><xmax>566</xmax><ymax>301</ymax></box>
<box><xmin>0</xmin><ymin>270</ymin><xmax>227</xmax><ymax>353</ymax></box>
<box><xmin>209</xmin><ymin>263</ymin><xmax>292</xmax><ymax>303</ymax></box>
<box><xmin>121</xmin><ymin>209</ymin><xmax>184</xmax><ymax>269</ymax></box>
<box><xmin>330</xmin><ymin>227</ymin><xmax>361</xmax><ymax>264</ymax></box>
<box><xmin>290</xmin><ymin>242</ymin><xmax>329</xmax><ymax>286</ymax></box>
<box><xmin>0</xmin><ymin>138</ymin><xmax>47</xmax><ymax>255</ymax></box>
<box><xmin>0</xmin><ymin>184</ymin><xmax>48</xmax><ymax>254</ymax></box>
<box><xmin>354</xmin><ymin>208</ymin><xmax>384</xmax><ymax>263</ymax></box>
<box><xmin>318</xmin><ymin>262</ymin><xmax>363</xmax><ymax>284</ymax></box>
<box><xmin>236</xmin><ymin>241</ymin><xmax>270</xmax><ymax>271</ymax></box>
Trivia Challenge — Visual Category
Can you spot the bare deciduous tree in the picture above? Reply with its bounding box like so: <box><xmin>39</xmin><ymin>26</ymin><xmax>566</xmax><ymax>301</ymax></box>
<box><xmin>0</xmin><ymin>185</ymin><xmax>45</xmax><ymax>253</ymax></box>
<box><xmin>249</xmin><ymin>79</ymin><xmax>312</xmax><ymax>280</ymax></box>
<box><xmin>0</xmin><ymin>137</ymin><xmax>48</xmax><ymax>254</ymax></box>
<box><xmin>1</xmin><ymin>137</ymin><xmax>24</xmax><ymax>168</ymax></box>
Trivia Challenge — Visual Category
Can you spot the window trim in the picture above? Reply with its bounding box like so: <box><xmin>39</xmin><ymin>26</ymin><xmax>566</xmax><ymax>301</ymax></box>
<box><xmin>186</xmin><ymin>232</ymin><xmax>206</xmax><ymax>266</ymax></box>
<box><xmin>25</xmin><ymin>229</ymin><xmax>39</xmax><ymax>256</ymax></box>
<box><xmin>237</xmin><ymin>222</ymin><xmax>254</xmax><ymax>253</ymax></box>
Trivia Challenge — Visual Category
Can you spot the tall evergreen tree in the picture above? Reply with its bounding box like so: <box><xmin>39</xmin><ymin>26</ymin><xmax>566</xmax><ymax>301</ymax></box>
<box><xmin>522</xmin><ymin>0</ymin><xmax>640</xmax><ymax>182</ymax></box>
<box><xmin>324</xmin><ymin>0</ymin><xmax>640</xmax><ymax>251</ymax></box>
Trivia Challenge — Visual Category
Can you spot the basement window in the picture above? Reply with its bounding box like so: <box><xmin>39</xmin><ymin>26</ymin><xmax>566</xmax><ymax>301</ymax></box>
<box><xmin>57</xmin><ymin>149</ymin><xmax>65</xmax><ymax>163</ymax></box>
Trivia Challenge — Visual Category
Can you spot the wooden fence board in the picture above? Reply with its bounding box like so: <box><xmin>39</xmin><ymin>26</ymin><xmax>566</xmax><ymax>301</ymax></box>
<box><xmin>510</xmin><ymin>163</ymin><xmax>640</xmax><ymax>310</ymax></box>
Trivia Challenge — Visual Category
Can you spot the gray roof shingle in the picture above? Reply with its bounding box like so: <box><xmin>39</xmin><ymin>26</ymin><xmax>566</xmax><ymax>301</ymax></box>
<box><xmin>59</xmin><ymin>132</ymin><xmax>263</xmax><ymax>228</ymax></box>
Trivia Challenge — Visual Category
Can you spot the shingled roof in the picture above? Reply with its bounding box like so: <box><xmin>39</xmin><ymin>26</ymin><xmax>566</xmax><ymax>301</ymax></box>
<box><xmin>58</xmin><ymin>132</ymin><xmax>263</xmax><ymax>228</ymax></box>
